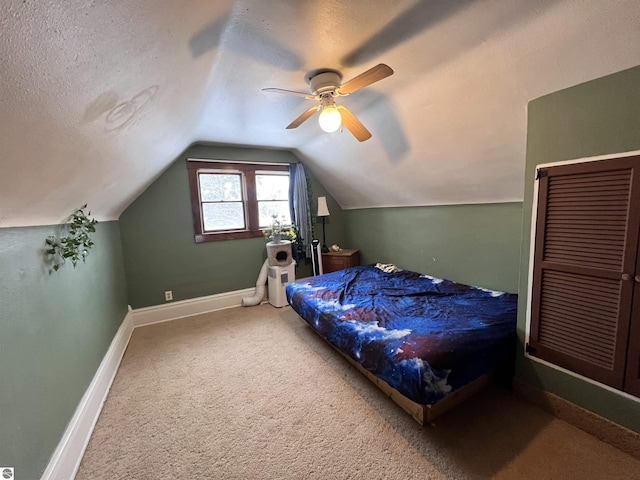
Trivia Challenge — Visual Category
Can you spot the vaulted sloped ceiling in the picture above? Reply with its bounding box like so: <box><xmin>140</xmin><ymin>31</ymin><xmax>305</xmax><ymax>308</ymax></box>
<box><xmin>2</xmin><ymin>0</ymin><xmax>640</xmax><ymax>227</ymax></box>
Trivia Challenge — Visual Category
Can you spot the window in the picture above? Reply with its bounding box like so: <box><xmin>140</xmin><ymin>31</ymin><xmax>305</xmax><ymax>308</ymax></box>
<box><xmin>187</xmin><ymin>160</ymin><xmax>290</xmax><ymax>242</ymax></box>
<box><xmin>256</xmin><ymin>172</ymin><xmax>290</xmax><ymax>227</ymax></box>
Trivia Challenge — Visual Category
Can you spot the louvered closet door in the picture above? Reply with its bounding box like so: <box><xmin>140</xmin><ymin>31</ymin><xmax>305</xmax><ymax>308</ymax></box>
<box><xmin>529</xmin><ymin>156</ymin><xmax>640</xmax><ymax>390</ymax></box>
<box><xmin>624</xmin><ymin>240</ymin><xmax>640</xmax><ymax>396</ymax></box>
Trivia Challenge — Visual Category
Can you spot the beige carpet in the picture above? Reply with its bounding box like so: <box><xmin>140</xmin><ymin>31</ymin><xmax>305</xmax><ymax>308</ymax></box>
<box><xmin>76</xmin><ymin>304</ymin><xmax>640</xmax><ymax>479</ymax></box>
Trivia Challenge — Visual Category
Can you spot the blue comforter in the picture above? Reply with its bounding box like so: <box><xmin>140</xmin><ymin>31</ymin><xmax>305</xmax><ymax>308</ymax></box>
<box><xmin>286</xmin><ymin>265</ymin><xmax>518</xmax><ymax>405</ymax></box>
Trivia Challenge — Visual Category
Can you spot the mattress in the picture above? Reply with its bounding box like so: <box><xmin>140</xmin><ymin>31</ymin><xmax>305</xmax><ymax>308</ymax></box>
<box><xmin>286</xmin><ymin>264</ymin><xmax>518</xmax><ymax>405</ymax></box>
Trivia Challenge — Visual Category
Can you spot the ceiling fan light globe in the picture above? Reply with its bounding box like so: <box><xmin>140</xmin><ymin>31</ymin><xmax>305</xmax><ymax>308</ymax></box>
<box><xmin>318</xmin><ymin>106</ymin><xmax>342</xmax><ymax>133</ymax></box>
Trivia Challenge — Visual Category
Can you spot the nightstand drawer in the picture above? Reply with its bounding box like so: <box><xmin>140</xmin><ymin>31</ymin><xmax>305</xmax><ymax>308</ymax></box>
<box><xmin>322</xmin><ymin>249</ymin><xmax>360</xmax><ymax>274</ymax></box>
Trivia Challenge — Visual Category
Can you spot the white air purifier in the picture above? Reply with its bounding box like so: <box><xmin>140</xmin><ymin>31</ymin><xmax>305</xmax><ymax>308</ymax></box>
<box><xmin>267</xmin><ymin>262</ymin><xmax>296</xmax><ymax>308</ymax></box>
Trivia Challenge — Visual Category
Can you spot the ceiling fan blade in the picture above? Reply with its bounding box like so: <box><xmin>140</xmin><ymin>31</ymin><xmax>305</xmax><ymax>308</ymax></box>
<box><xmin>286</xmin><ymin>105</ymin><xmax>320</xmax><ymax>129</ymax></box>
<box><xmin>262</xmin><ymin>88</ymin><xmax>315</xmax><ymax>99</ymax></box>
<box><xmin>337</xmin><ymin>105</ymin><xmax>372</xmax><ymax>142</ymax></box>
<box><xmin>336</xmin><ymin>64</ymin><xmax>394</xmax><ymax>96</ymax></box>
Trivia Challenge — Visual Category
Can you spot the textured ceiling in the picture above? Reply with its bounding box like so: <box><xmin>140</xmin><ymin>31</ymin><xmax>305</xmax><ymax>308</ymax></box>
<box><xmin>2</xmin><ymin>0</ymin><xmax>640</xmax><ymax>227</ymax></box>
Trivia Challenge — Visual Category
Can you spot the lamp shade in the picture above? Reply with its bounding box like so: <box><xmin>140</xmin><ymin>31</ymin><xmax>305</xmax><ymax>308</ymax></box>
<box><xmin>317</xmin><ymin>196</ymin><xmax>330</xmax><ymax>217</ymax></box>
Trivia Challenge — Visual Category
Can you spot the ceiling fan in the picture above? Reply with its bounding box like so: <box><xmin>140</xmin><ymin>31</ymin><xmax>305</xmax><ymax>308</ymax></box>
<box><xmin>262</xmin><ymin>63</ymin><xmax>394</xmax><ymax>142</ymax></box>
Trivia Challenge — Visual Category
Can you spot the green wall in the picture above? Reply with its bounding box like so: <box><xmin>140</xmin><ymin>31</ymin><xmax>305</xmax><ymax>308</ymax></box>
<box><xmin>344</xmin><ymin>203</ymin><xmax>522</xmax><ymax>293</ymax></box>
<box><xmin>120</xmin><ymin>144</ymin><xmax>344</xmax><ymax>308</ymax></box>
<box><xmin>0</xmin><ymin>222</ymin><xmax>128</xmax><ymax>479</ymax></box>
<box><xmin>519</xmin><ymin>65</ymin><xmax>640</xmax><ymax>432</ymax></box>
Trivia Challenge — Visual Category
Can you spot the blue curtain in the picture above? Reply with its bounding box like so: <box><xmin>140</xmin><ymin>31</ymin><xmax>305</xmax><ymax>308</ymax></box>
<box><xmin>289</xmin><ymin>163</ymin><xmax>312</xmax><ymax>257</ymax></box>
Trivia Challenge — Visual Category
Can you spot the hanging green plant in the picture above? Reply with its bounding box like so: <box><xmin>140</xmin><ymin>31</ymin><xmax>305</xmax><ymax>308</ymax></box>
<box><xmin>45</xmin><ymin>204</ymin><xmax>98</xmax><ymax>271</ymax></box>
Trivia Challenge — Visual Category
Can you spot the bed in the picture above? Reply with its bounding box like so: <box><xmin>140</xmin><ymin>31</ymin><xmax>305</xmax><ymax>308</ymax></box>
<box><xmin>285</xmin><ymin>264</ymin><xmax>518</xmax><ymax>425</ymax></box>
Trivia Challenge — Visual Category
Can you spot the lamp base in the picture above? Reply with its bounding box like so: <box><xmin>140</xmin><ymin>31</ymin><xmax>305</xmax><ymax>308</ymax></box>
<box><xmin>321</xmin><ymin>244</ymin><xmax>329</xmax><ymax>253</ymax></box>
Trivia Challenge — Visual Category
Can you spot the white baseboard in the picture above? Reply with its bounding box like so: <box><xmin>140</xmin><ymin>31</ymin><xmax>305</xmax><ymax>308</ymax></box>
<box><xmin>131</xmin><ymin>287</ymin><xmax>257</xmax><ymax>327</ymax></box>
<box><xmin>41</xmin><ymin>287</ymin><xmax>258</xmax><ymax>479</ymax></box>
<box><xmin>41</xmin><ymin>311</ymin><xmax>134</xmax><ymax>480</ymax></box>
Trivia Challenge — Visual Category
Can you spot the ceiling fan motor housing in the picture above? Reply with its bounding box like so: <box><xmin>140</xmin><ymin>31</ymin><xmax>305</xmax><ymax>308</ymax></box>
<box><xmin>307</xmin><ymin>70</ymin><xmax>342</xmax><ymax>96</ymax></box>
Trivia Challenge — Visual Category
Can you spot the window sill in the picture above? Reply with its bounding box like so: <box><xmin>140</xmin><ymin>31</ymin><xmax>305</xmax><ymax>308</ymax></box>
<box><xmin>195</xmin><ymin>230</ymin><xmax>265</xmax><ymax>243</ymax></box>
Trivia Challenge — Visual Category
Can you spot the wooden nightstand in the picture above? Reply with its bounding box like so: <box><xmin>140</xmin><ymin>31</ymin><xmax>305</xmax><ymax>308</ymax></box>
<box><xmin>322</xmin><ymin>249</ymin><xmax>360</xmax><ymax>274</ymax></box>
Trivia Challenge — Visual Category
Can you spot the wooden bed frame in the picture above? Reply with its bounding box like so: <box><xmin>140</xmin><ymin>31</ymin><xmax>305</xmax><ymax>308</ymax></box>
<box><xmin>302</xmin><ymin>320</ymin><xmax>492</xmax><ymax>426</ymax></box>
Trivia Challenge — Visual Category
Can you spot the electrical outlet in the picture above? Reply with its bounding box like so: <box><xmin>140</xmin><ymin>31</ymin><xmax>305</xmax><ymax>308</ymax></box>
<box><xmin>164</xmin><ymin>290</ymin><xmax>173</xmax><ymax>301</ymax></box>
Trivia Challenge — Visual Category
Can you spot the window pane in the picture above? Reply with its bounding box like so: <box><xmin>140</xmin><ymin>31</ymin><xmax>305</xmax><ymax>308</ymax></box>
<box><xmin>202</xmin><ymin>202</ymin><xmax>245</xmax><ymax>231</ymax></box>
<box><xmin>256</xmin><ymin>174</ymin><xmax>289</xmax><ymax>200</ymax></box>
<box><xmin>258</xmin><ymin>201</ymin><xmax>291</xmax><ymax>228</ymax></box>
<box><xmin>200</xmin><ymin>174</ymin><xmax>242</xmax><ymax>201</ymax></box>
